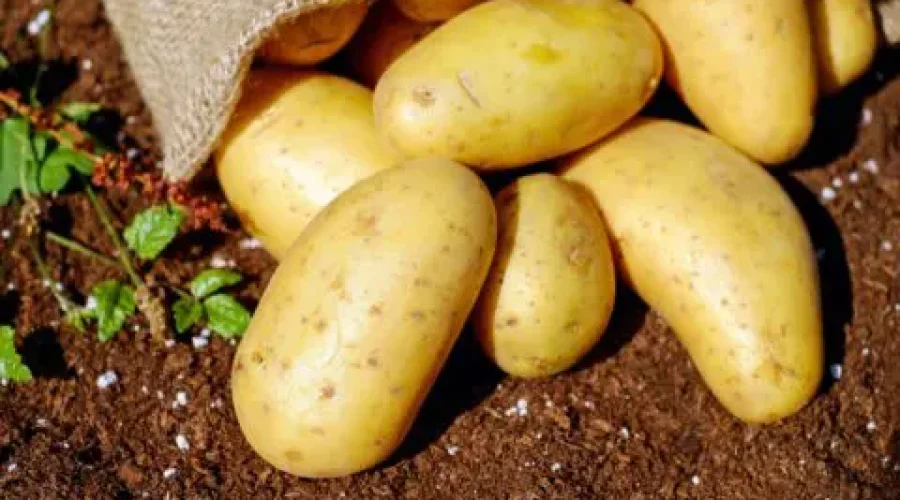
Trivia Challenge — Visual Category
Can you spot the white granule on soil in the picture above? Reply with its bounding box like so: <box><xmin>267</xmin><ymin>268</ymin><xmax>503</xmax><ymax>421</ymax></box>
<box><xmin>5</xmin><ymin>283</ymin><xmax>14</xmax><ymax>291</ymax></box>
<box><xmin>192</xmin><ymin>336</ymin><xmax>209</xmax><ymax>349</ymax></box>
<box><xmin>832</xmin><ymin>178</ymin><xmax>843</xmax><ymax>188</ymax></box>
<box><xmin>175</xmin><ymin>434</ymin><xmax>190</xmax><ymax>452</ymax></box>
<box><xmin>882</xmin><ymin>241</ymin><xmax>894</xmax><ymax>252</ymax></box>
<box><xmin>175</xmin><ymin>391</ymin><xmax>188</xmax><ymax>407</ymax></box>
<box><xmin>81</xmin><ymin>59</ymin><xmax>92</xmax><ymax>71</ymax></box>
<box><xmin>862</xmin><ymin>347</ymin><xmax>871</xmax><ymax>357</ymax></box>
<box><xmin>200</xmin><ymin>328</ymin><xmax>211</xmax><ymax>338</ymax></box>
<box><xmin>156</xmin><ymin>390</ymin><xmax>164</xmax><ymax>400</ymax></box>
<box><xmin>85</xmin><ymin>296</ymin><xmax>98</xmax><ymax>311</ymax></box>
<box><xmin>848</xmin><ymin>171</ymin><xmax>860</xmax><ymax>183</ymax></box>
<box><xmin>829</xmin><ymin>363</ymin><xmax>842</xmax><ymax>380</ymax></box>
<box><xmin>1</xmin><ymin>229</ymin><xmax>10</xmax><ymax>239</ymax></box>
<box><xmin>852</xmin><ymin>200</ymin><xmax>863</xmax><ymax>210</ymax></box>
<box><xmin>239</xmin><ymin>238</ymin><xmax>264</xmax><ymax>250</ymax></box>
<box><xmin>446</xmin><ymin>445</ymin><xmax>459</xmax><ymax>456</ymax></box>
<box><xmin>861</xmin><ymin>108</ymin><xmax>873</xmax><ymax>126</ymax></box>
<box><xmin>162</xmin><ymin>467</ymin><xmax>177</xmax><ymax>479</ymax></box>
<box><xmin>862</xmin><ymin>159</ymin><xmax>879</xmax><ymax>174</ymax></box>
<box><xmin>141</xmin><ymin>386</ymin><xmax>148</xmax><ymax>394</ymax></box>
<box><xmin>210</xmin><ymin>255</ymin><xmax>235</xmax><ymax>268</ymax></box>
<box><xmin>515</xmin><ymin>398</ymin><xmax>528</xmax><ymax>417</ymax></box>
<box><xmin>6</xmin><ymin>462</ymin><xmax>17</xmax><ymax>473</ymax></box>
<box><xmin>96</xmin><ymin>370</ymin><xmax>118</xmax><ymax>389</ymax></box>
<box><xmin>550</xmin><ymin>463</ymin><xmax>562</xmax><ymax>472</ymax></box>
<box><xmin>820</xmin><ymin>187</ymin><xmax>837</xmax><ymax>201</ymax></box>
<box><xmin>619</xmin><ymin>427</ymin><xmax>630</xmax><ymax>439</ymax></box>
<box><xmin>26</xmin><ymin>9</ymin><xmax>51</xmax><ymax>36</ymax></box>
<box><xmin>35</xmin><ymin>418</ymin><xmax>48</xmax><ymax>427</ymax></box>
<box><xmin>164</xmin><ymin>340</ymin><xmax>175</xmax><ymax>348</ymax></box>
<box><xmin>867</xmin><ymin>420</ymin><xmax>877</xmax><ymax>432</ymax></box>
<box><xmin>691</xmin><ymin>475</ymin><xmax>701</xmax><ymax>485</ymax></box>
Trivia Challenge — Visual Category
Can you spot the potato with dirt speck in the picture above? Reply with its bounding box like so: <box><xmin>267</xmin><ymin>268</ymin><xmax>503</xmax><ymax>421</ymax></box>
<box><xmin>809</xmin><ymin>0</ymin><xmax>877</xmax><ymax>94</ymax></box>
<box><xmin>373</xmin><ymin>0</ymin><xmax>662</xmax><ymax>170</ymax></box>
<box><xmin>347</xmin><ymin>2</ymin><xmax>440</xmax><ymax>88</ymax></box>
<box><xmin>214</xmin><ymin>69</ymin><xmax>400</xmax><ymax>260</ymax></box>
<box><xmin>560</xmin><ymin>119</ymin><xmax>823</xmax><ymax>424</ymax></box>
<box><xmin>393</xmin><ymin>0</ymin><xmax>484</xmax><ymax>22</ymax></box>
<box><xmin>633</xmin><ymin>0</ymin><xmax>817</xmax><ymax>165</ymax></box>
<box><xmin>474</xmin><ymin>174</ymin><xmax>616</xmax><ymax>378</ymax></box>
<box><xmin>256</xmin><ymin>2</ymin><xmax>369</xmax><ymax>66</ymax></box>
<box><xmin>231</xmin><ymin>158</ymin><xmax>496</xmax><ymax>478</ymax></box>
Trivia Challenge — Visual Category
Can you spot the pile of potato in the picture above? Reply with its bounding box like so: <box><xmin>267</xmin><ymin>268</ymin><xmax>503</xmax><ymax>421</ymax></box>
<box><xmin>219</xmin><ymin>0</ymin><xmax>878</xmax><ymax>479</ymax></box>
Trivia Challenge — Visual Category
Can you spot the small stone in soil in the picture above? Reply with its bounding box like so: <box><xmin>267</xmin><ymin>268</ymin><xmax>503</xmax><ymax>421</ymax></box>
<box><xmin>853</xmin><ymin>200</ymin><xmax>863</xmax><ymax>209</ymax></box>
<box><xmin>848</xmin><ymin>171</ymin><xmax>860</xmax><ymax>183</ymax></box>
<box><xmin>26</xmin><ymin>9</ymin><xmax>51</xmax><ymax>36</ymax></box>
<box><xmin>619</xmin><ymin>427</ymin><xmax>630</xmax><ymax>439</ymax></box>
<box><xmin>820</xmin><ymin>187</ymin><xmax>837</xmax><ymax>201</ymax></box>
<box><xmin>35</xmin><ymin>418</ymin><xmax>48</xmax><ymax>427</ymax></box>
<box><xmin>882</xmin><ymin>241</ymin><xmax>894</xmax><ymax>252</ymax></box>
<box><xmin>862</xmin><ymin>159</ymin><xmax>879</xmax><ymax>174</ymax></box>
<box><xmin>691</xmin><ymin>475</ymin><xmax>701</xmax><ymax>485</ymax></box>
<box><xmin>829</xmin><ymin>363</ymin><xmax>842</xmax><ymax>380</ymax></box>
<box><xmin>862</xmin><ymin>347</ymin><xmax>871</xmax><ymax>357</ymax></box>
<box><xmin>861</xmin><ymin>108</ymin><xmax>873</xmax><ymax>125</ymax></box>
<box><xmin>82</xmin><ymin>59</ymin><xmax>93</xmax><ymax>71</ymax></box>
<box><xmin>175</xmin><ymin>434</ymin><xmax>190</xmax><ymax>452</ymax></box>
<box><xmin>5</xmin><ymin>283</ymin><xmax>14</xmax><ymax>291</ymax></box>
<box><xmin>156</xmin><ymin>390</ymin><xmax>164</xmax><ymax>400</ymax></box>
<box><xmin>832</xmin><ymin>178</ymin><xmax>843</xmax><ymax>188</ymax></box>
<box><xmin>6</xmin><ymin>463</ymin><xmax>17</xmax><ymax>473</ymax></box>
<box><xmin>200</xmin><ymin>328</ymin><xmax>211</xmax><ymax>338</ymax></box>
<box><xmin>550</xmin><ymin>463</ymin><xmax>562</xmax><ymax>472</ymax></box>
<box><xmin>96</xmin><ymin>370</ymin><xmax>118</xmax><ymax>389</ymax></box>
<box><xmin>866</xmin><ymin>420</ymin><xmax>876</xmax><ymax>431</ymax></box>
<box><xmin>446</xmin><ymin>445</ymin><xmax>459</xmax><ymax>456</ymax></box>
<box><xmin>239</xmin><ymin>238</ymin><xmax>264</xmax><ymax>250</ymax></box>
<box><xmin>162</xmin><ymin>467</ymin><xmax>177</xmax><ymax>479</ymax></box>
<box><xmin>516</xmin><ymin>398</ymin><xmax>528</xmax><ymax>417</ymax></box>
<box><xmin>1</xmin><ymin>229</ymin><xmax>10</xmax><ymax>239</ymax></box>
<box><xmin>192</xmin><ymin>336</ymin><xmax>209</xmax><ymax>349</ymax></box>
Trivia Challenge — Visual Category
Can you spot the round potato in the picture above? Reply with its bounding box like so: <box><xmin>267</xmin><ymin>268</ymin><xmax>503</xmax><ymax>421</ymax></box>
<box><xmin>474</xmin><ymin>174</ymin><xmax>616</xmax><ymax>378</ymax></box>
<box><xmin>232</xmin><ymin>158</ymin><xmax>497</xmax><ymax>478</ymax></box>
<box><xmin>560</xmin><ymin>119</ymin><xmax>823</xmax><ymax>424</ymax></box>
<box><xmin>214</xmin><ymin>69</ymin><xmax>400</xmax><ymax>260</ymax></box>
<box><xmin>809</xmin><ymin>0</ymin><xmax>877</xmax><ymax>94</ymax></box>
<box><xmin>392</xmin><ymin>0</ymin><xmax>484</xmax><ymax>22</ymax></box>
<box><xmin>374</xmin><ymin>0</ymin><xmax>662</xmax><ymax>170</ymax></box>
<box><xmin>633</xmin><ymin>0</ymin><xmax>817</xmax><ymax>165</ymax></box>
<box><xmin>257</xmin><ymin>2</ymin><xmax>369</xmax><ymax>66</ymax></box>
<box><xmin>347</xmin><ymin>2</ymin><xmax>439</xmax><ymax>88</ymax></box>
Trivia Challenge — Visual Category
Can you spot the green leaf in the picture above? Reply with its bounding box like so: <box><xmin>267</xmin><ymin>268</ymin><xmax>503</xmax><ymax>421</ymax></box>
<box><xmin>0</xmin><ymin>52</ymin><xmax>9</xmax><ymax>71</ymax></box>
<box><xmin>203</xmin><ymin>294</ymin><xmax>251</xmax><ymax>339</ymax></box>
<box><xmin>0</xmin><ymin>325</ymin><xmax>32</xmax><ymax>382</ymax></box>
<box><xmin>59</xmin><ymin>102</ymin><xmax>101</xmax><ymax>124</ymax></box>
<box><xmin>124</xmin><ymin>205</ymin><xmax>185</xmax><ymax>260</ymax></box>
<box><xmin>39</xmin><ymin>156</ymin><xmax>71</xmax><ymax>192</ymax></box>
<box><xmin>0</xmin><ymin>117</ymin><xmax>31</xmax><ymax>205</ymax></box>
<box><xmin>64</xmin><ymin>309</ymin><xmax>90</xmax><ymax>333</ymax></box>
<box><xmin>89</xmin><ymin>280</ymin><xmax>136</xmax><ymax>342</ymax></box>
<box><xmin>189</xmin><ymin>269</ymin><xmax>242</xmax><ymax>300</ymax></box>
<box><xmin>172</xmin><ymin>297</ymin><xmax>204</xmax><ymax>334</ymax></box>
<box><xmin>46</xmin><ymin>147</ymin><xmax>94</xmax><ymax>175</ymax></box>
<box><xmin>31</xmin><ymin>131</ymin><xmax>52</xmax><ymax>163</ymax></box>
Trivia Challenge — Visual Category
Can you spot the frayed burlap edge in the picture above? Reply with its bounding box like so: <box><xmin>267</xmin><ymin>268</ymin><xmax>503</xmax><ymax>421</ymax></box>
<box><xmin>103</xmin><ymin>0</ymin><xmax>368</xmax><ymax>181</ymax></box>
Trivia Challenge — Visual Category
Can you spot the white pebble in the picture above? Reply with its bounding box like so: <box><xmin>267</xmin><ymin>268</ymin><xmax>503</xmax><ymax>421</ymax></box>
<box><xmin>228</xmin><ymin>339</ymin><xmax>236</xmax><ymax>346</ymax></box>
<box><xmin>162</xmin><ymin>467</ymin><xmax>177</xmax><ymax>479</ymax></box>
<box><xmin>866</xmin><ymin>420</ymin><xmax>877</xmax><ymax>432</ymax></box>
<box><xmin>156</xmin><ymin>390</ymin><xmax>164</xmax><ymax>400</ymax></box>
<box><xmin>5</xmin><ymin>283</ymin><xmax>14</xmax><ymax>291</ymax></box>
<box><xmin>239</xmin><ymin>238</ymin><xmax>264</xmax><ymax>250</ymax></box>
<box><xmin>1</xmin><ymin>229</ymin><xmax>10</xmax><ymax>239</ymax></box>
<box><xmin>831</xmin><ymin>178</ymin><xmax>843</xmax><ymax>188</ymax></box>
<box><xmin>862</xmin><ymin>159</ymin><xmax>879</xmax><ymax>174</ymax></box>
<box><xmin>852</xmin><ymin>200</ymin><xmax>863</xmax><ymax>210</ymax></box>
<box><xmin>200</xmin><ymin>328</ymin><xmax>211</xmax><ymax>338</ymax></box>
<box><xmin>41</xmin><ymin>279</ymin><xmax>52</xmax><ymax>288</ymax></box>
<box><xmin>881</xmin><ymin>241</ymin><xmax>894</xmax><ymax>252</ymax></box>
<box><xmin>164</xmin><ymin>340</ymin><xmax>175</xmax><ymax>348</ymax></box>
<box><xmin>848</xmin><ymin>171</ymin><xmax>860</xmax><ymax>184</ymax></box>
<box><xmin>126</xmin><ymin>148</ymin><xmax>140</xmax><ymax>160</ymax></box>
<box><xmin>550</xmin><ymin>462</ymin><xmax>562</xmax><ymax>472</ymax></box>
<box><xmin>6</xmin><ymin>462</ymin><xmax>17</xmax><ymax>473</ymax></box>
<box><xmin>132</xmin><ymin>325</ymin><xmax>140</xmax><ymax>332</ymax></box>
<box><xmin>175</xmin><ymin>391</ymin><xmax>188</xmax><ymax>407</ymax></box>
<box><xmin>85</xmin><ymin>296</ymin><xmax>98</xmax><ymax>311</ymax></box>
<box><xmin>140</xmin><ymin>385</ymin><xmax>149</xmax><ymax>394</ymax></box>
<box><xmin>126</xmin><ymin>116</ymin><xmax>137</xmax><ymax>125</ymax></box>
<box><xmin>446</xmin><ymin>445</ymin><xmax>459</xmax><ymax>456</ymax></box>
<box><xmin>862</xmin><ymin>347</ymin><xmax>871</xmax><ymax>357</ymax></box>
<box><xmin>210</xmin><ymin>398</ymin><xmax>224</xmax><ymax>409</ymax></box>
<box><xmin>829</xmin><ymin>364</ymin><xmax>842</xmax><ymax>380</ymax></box>
<box><xmin>691</xmin><ymin>475</ymin><xmax>701</xmax><ymax>485</ymax></box>
<box><xmin>96</xmin><ymin>370</ymin><xmax>118</xmax><ymax>389</ymax></box>
<box><xmin>35</xmin><ymin>418</ymin><xmax>48</xmax><ymax>427</ymax></box>
<box><xmin>516</xmin><ymin>398</ymin><xmax>529</xmax><ymax>417</ymax></box>
<box><xmin>174</xmin><ymin>434</ymin><xmax>190</xmax><ymax>452</ymax></box>
<box><xmin>619</xmin><ymin>427</ymin><xmax>630</xmax><ymax>439</ymax></box>
<box><xmin>861</xmin><ymin>108</ymin><xmax>873</xmax><ymax>126</ymax></box>
<box><xmin>81</xmin><ymin>59</ymin><xmax>93</xmax><ymax>71</ymax></box>
<box><xmin>820</xmin><ymin>187</ymin><xmax>837</xmax><ymax>202</ymax></box>
<box><xmin>210</xmin><ymin>255</ymin><xmax>234</xmax><ymax>268</ymax></box>
<box><xmin>544</xmin><ymin>400</ymin><xmax>553</xmax><ymax>408</ymax></box>
<box><xmin>26</xmin><ymin>9</ymin><xmax>51</xmax><ymax>36</ymax></box>
<box><xmin>584</xmin><ymin>401</ymin><xmax>595</xmax><ymax>409</ymax></box>
<box><xmin>192</xmin><ymin>336</ymin><xmax>209</xmax><ymax>349</ymax></box>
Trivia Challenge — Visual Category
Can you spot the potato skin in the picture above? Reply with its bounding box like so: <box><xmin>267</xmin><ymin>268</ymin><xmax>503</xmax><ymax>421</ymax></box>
<box><xmin>392</xmin><ymin>0</ymin><xmax>484</xmax><ymax>22</ymax></box>
<box><xmin>474</xmin><ymin>174</ymin><xmax>616</xmax><ymax>378</ymax></box>
<box><xmin>374</xmin><ymin>0</ymin><xmax>662</xmax><ymax>169</ymax></box>
<box><xmin>560</xmin><ymin>119</ymin><xmax>823</xmax><ymax>423</ymax></box>
<box><xmin>347</xmin><ymin>2</ymin><xmax>439</xmax><ymax>88</ymax></box>
<box><xmin>231</xmin><ymin>158</ymin><xmax>497</xmax><ymax>478</ymax></box>
<box><xmin>257</xmin><ymin>2</ymin><xmax>369</xmax><ymax>66</ymax></box>
<box><xmin>809</xmin><ymin>0</ymin><xmax>877</xmax><ymax>94</ymax></box>
<box><xmin>214</xmin><ymin>69</ymin><xmax>399</xmax><ymax>260</ymax></box>
<box><xmin>633</xmin><ymin>0</ymin><xmax>817</xmax><ymax>165</ymax></box>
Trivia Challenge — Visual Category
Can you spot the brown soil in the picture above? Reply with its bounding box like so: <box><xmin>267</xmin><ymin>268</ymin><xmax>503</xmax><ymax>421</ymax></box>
<box><xmin>1</xmin><ymin>1</ymin><xmax>900</xmax><ymax>498</ymax></box>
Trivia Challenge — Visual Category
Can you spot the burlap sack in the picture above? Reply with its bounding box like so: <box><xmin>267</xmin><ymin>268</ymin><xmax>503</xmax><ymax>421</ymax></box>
<box><xmin>102</xmin><ymin>0</ymin><xmax>365</xmax><ymax>181</ymax></box>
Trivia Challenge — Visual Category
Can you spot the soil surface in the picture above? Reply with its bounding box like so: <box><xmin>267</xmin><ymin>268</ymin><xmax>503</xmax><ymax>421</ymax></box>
<box><xmin>1</xmin><ymin>1</ymin><xmax>900</xmax><ymax>499</ymax></box>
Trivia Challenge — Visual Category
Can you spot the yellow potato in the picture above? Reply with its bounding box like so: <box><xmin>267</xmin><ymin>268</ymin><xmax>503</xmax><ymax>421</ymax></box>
<box><xmin>633</xmin><ymin>0</ymin><xmax>817</xmax><ymax>165</ymax></box>
<box><xmin>393</xmin><ymin>0</ymin><xmax>484</xmax><ymax>22</ymax></box>
<box><xmin>560</xmin><ymin>119</ymin><xmax>823</xmax><ymax>423</ymax></box>
<box><xmin>347</xmin><ymin>2</ymin><xmax>439</xmax><ymax>88</ymax></box>
<box><xmin>232</xmin><ymin>158</ymin><xmax>497</xmax><ymax>478</ymax></box>
<box><xmin>374</xmin><ymin>0</ymin><xmax>662</xmax><ymax>169</ymax></box>
<box><xmin>809</xmin><ymin>0</ymin><xmax>877</xmax><ymax>94</ymax></box>
<box><xmin>257</xmin><ymin>2</ymin><xmax>369</xmax><ymax>66</ymax></box>
<box><xmin>215</xmin><ymin>69</ymin><xmax>400</xmax><ymax>260</ymax></box>
<box><xmin>474</xmin><ymin>174</ymin><xmax>616</xmax><ymax>378</ymax></box>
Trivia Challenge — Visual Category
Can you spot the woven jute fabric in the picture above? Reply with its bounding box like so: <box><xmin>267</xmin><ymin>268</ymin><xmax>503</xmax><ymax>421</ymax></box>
<box><xmin>103</xmin><ymin>0</ymin><xmax>362</xmax><ymax>180</ymax></box>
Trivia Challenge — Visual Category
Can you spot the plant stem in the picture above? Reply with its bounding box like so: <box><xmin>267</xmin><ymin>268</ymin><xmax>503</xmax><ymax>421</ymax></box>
<box><xmin>83</xmin><ymin>181</ymin><xmax>143</xmax><ymax>289</ymax></box>
<box><xmin>45</xmin><ymin>231</ymin><xmax>120</xmax><ymax>267</ymax></box>
<box><xmin>27</xmin><ymin>236</ymin><xmax>77</xmax><ymax>313</ymax></box>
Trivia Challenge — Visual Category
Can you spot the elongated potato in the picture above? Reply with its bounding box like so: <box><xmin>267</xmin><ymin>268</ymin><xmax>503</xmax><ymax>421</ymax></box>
<box><xmin>215</xmin><ymin>69</ymin><xmax>400</xmax><ymax>260</ymax></box>
<box><xmin>809</xmin><ymin>0</ymin><xmax>877</xmax><ymax>94</ymax></box>
<box><xmin>633</xmin><ymin>0</ymin><xmax>817</xmax><ymax>165</ymax></box>
<box><xmin>257</xmin><ymin>2</ymin><xmax>369</xmax><ymax>66</ymax></box>
<box><xmin>374</xmin><ymin>0</ymin><xmax>662</xmax><ymax>169</ymax></box>
<box><xmin>560</xmin><ymin>119</ymin><xmax>823</xmax><ymax>423</ymax></box>
<box><xmin>393</xmin><ymin>0</ymin><xmax>484</xmax><ymax>22</ymax></box>
<box><xmin>474</xmin><ymin>174</ymin><xmax>616</xmax><ymax>378</ymax></box>
<box><xmin>348</xmin><ymin>2</ymin><xmax>439</xmax><ymax>87</ymax></box>
<box><xmin>232</xmin><ymin>158</ymin><xmax>497</xmax><ymax>478</ymax></box>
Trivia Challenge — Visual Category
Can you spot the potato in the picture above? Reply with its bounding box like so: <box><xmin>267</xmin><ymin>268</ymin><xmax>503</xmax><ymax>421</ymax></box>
<box><xmin>374</xmin><ymin>0</ymin><xmax>662</xmax><ymax>170</ymax></box>
<box><xmin>633</xmin><ymin>0</ymin><xmax>817</xmax><ymax>165</ymax></box>
<box><xmin>809</xmin><ymin>0</ymin><xmax>878</xmax><ymax>94</ymax></box>
<box><xmin>214</xmin><ymin>69</ymin><xmax>400</xmax><ymax>260</ymax></box>
<box><xmin>474</xmin><ymin>174</ymin><xmax>616</xmax><ymax>378</ymax></box>
<box><xmin>231</xmin><ymin>158</ymin><xmax>497</xmax><ymax>478</ymax></box>
<box><xmin>560</xmin><ymin>119</ymin><xmax>823</xmax><ymax>423</ymax></box>
<box><xmin>347</xmin><ymin>2</ymin><xmax>439</xmax><ymax>88</ymax></box>
<box><xmin>257</xmin><ymin>2</ymin><xmax>369</xmax><ymax>66</ymax></box>
<box><xmin>392</xmin><ymin>0</ymin><xmax>484</xmax><ymax>22</ymax></box>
